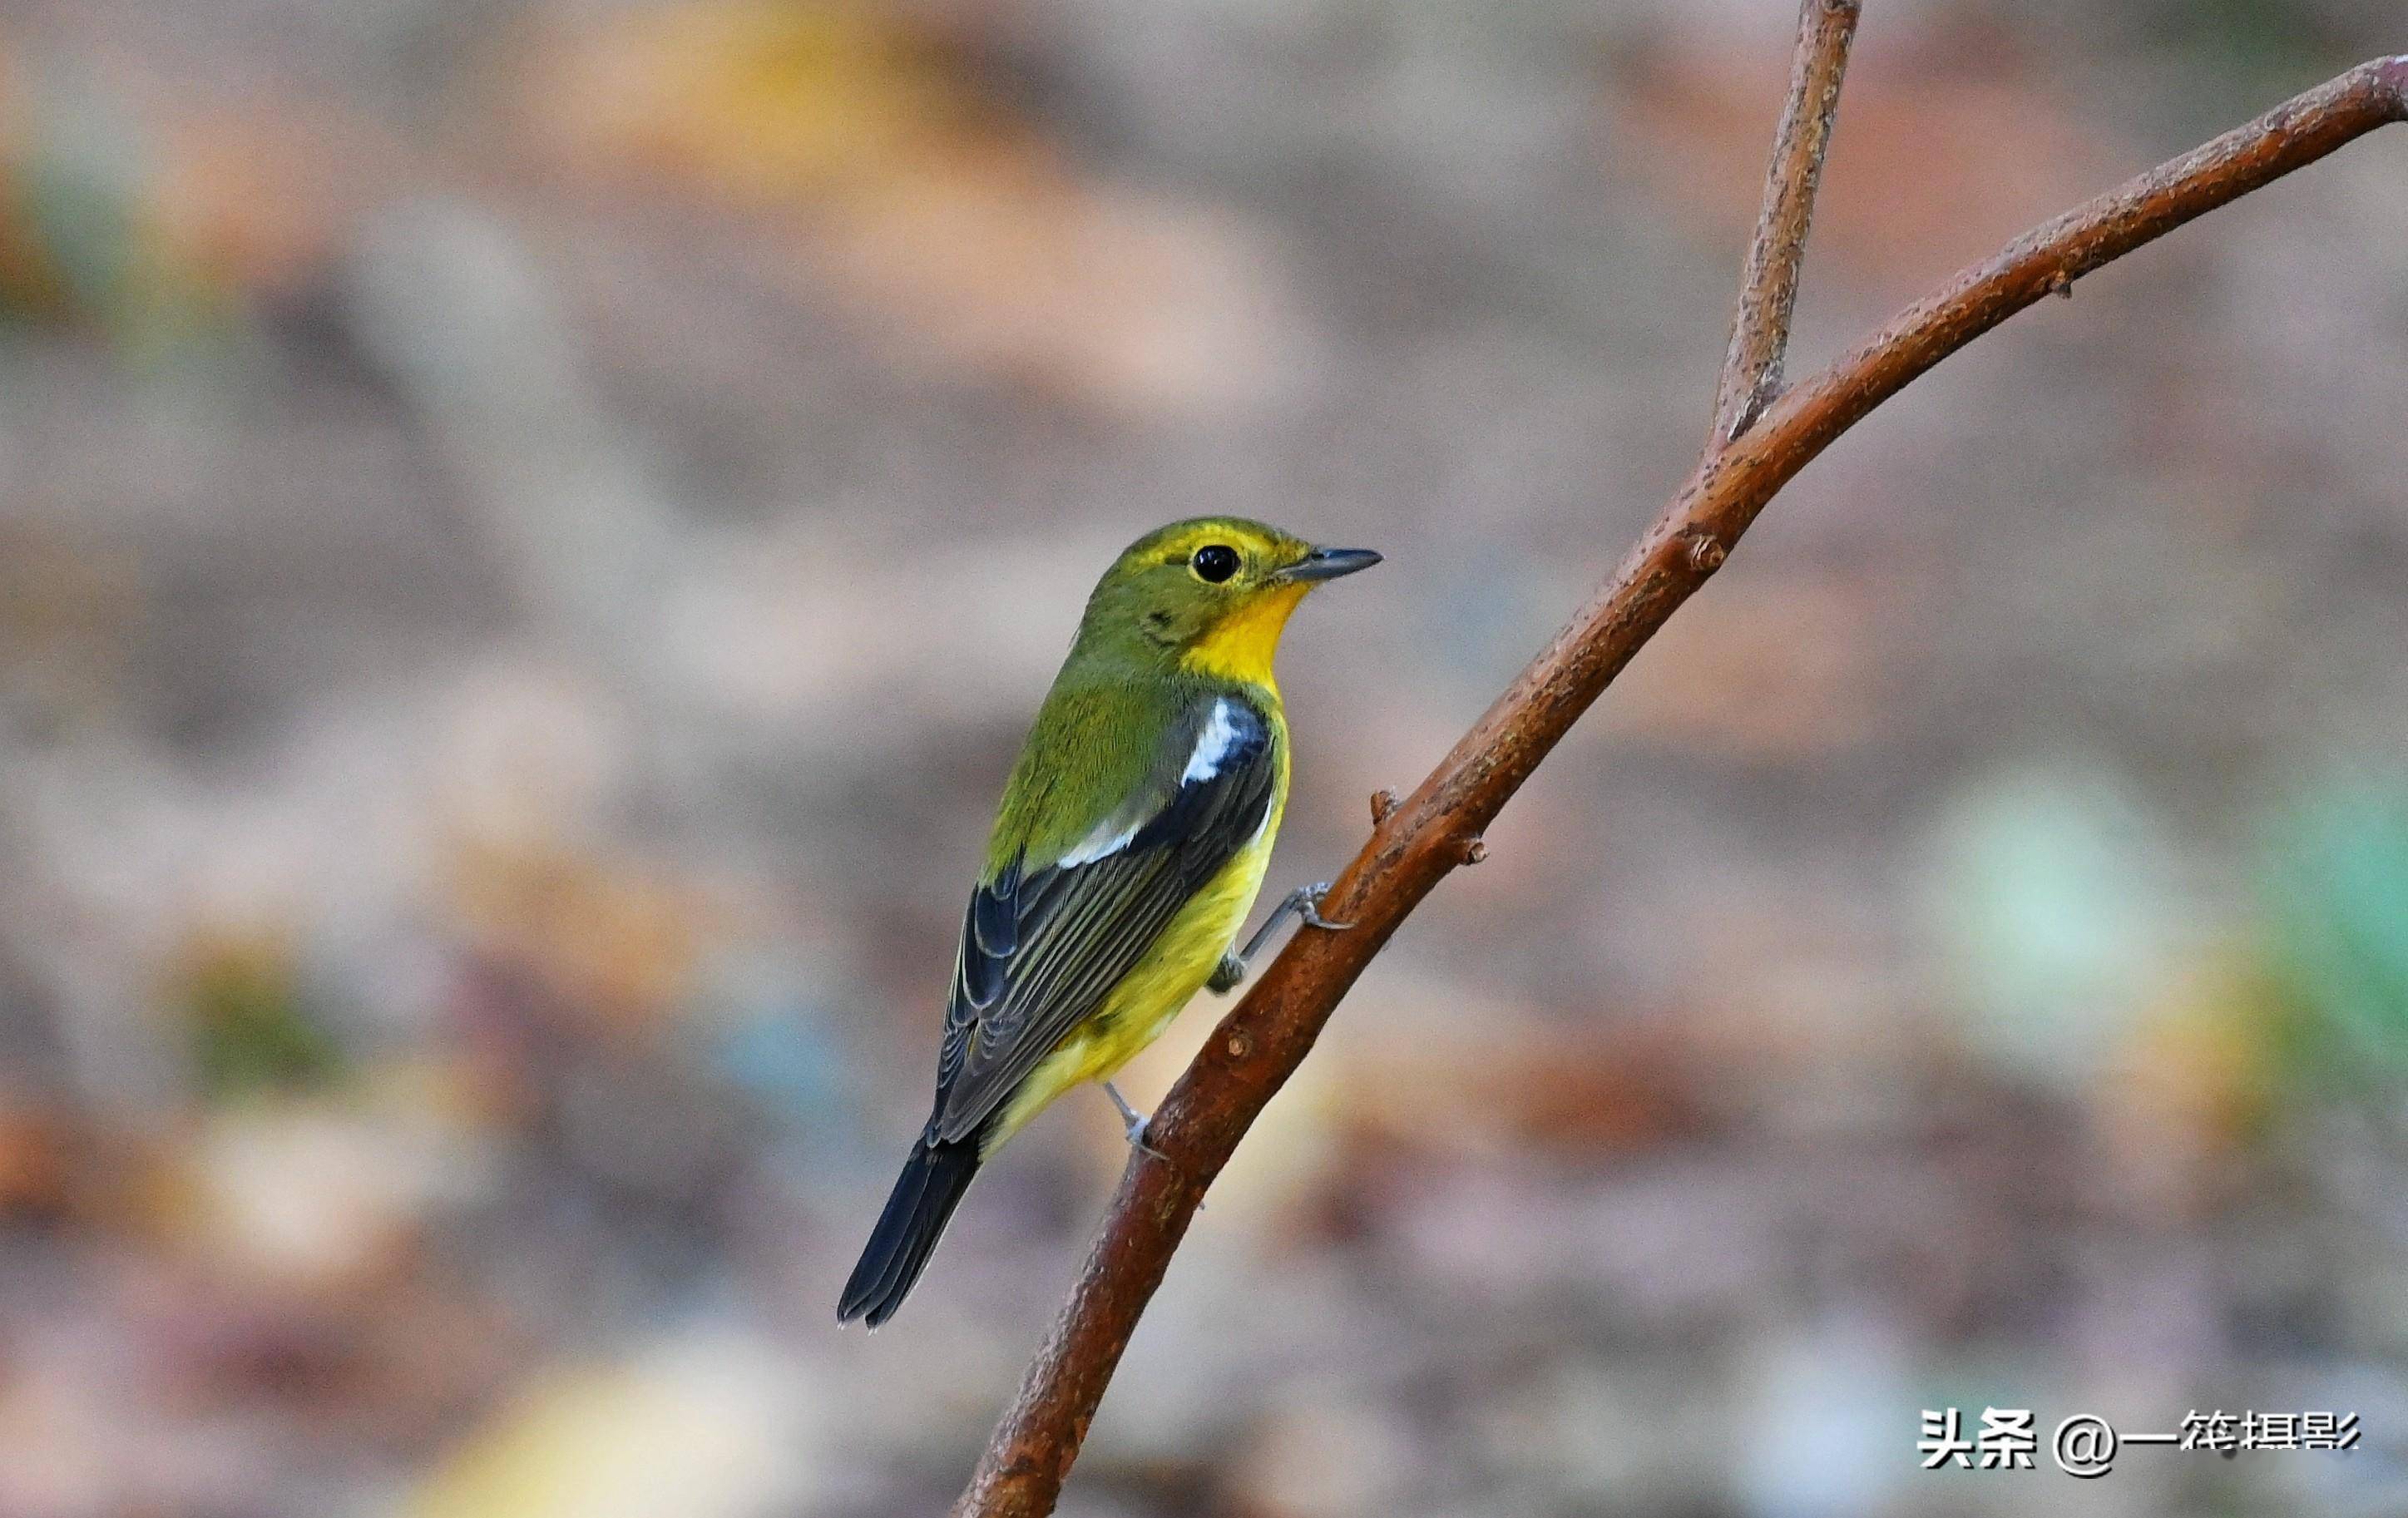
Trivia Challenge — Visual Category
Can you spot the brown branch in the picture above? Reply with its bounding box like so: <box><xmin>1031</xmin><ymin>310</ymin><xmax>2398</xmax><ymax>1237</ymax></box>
<box><xmin>1709</xmin><ymin>0</ymin><xmax>1861</xmax><ymax>445</ymax></box>
<box><xmin>952</xmin><ymin>47</ymin><xmax>2408</xmax><ymax>1518</ymax></box>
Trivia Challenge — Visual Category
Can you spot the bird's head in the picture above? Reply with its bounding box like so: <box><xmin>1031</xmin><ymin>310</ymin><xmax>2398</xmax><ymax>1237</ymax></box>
<box><xmin>1075</xmin><ymin>517</ymin><xmax>1381</xmax><ymax>684</ymax></box>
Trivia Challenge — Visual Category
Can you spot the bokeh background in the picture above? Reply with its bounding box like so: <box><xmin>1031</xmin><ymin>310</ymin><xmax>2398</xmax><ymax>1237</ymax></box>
<box><xmin>2</xmin><ymin>0</ymin><xmax>2406</xmax><ymax>1514</ymax></box>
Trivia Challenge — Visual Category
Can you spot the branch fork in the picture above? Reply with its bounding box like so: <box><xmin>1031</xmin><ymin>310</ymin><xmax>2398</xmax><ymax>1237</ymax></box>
<box><xmin>951</xmin><ymin>19</ymin><xmax>2408</xmax><ymax>1515</ymax></box>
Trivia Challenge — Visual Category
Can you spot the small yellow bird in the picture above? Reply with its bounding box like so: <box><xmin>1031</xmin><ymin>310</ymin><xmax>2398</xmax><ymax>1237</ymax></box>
<box><xmin>838</xmin><ymin>517</ymin><xmax>1379</xmax><ymax>1327</ymax></box>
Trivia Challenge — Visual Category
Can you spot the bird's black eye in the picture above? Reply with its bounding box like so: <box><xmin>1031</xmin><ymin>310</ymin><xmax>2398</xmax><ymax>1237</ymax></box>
<box><xmin>1191</xmin><ymin>544</ymin><xmax>1241</xmax><ymax>583</ymax></box>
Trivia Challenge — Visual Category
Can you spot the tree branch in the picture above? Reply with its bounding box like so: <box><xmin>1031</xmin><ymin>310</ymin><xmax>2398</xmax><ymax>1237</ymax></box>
<box><xmin>1709</xmin><ymin>0</ymin><xmax>1860</xmax><ymax>445</ymax></box>
<box><xmin>953</xmin><ymin>44</ymin><xmax>2408</xmax><ymax>1518</ymax></box>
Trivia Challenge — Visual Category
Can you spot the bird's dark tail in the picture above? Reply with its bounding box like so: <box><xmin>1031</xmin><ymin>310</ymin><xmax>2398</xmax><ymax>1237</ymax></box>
<box><xmin>837</xmin><ymin>1135</ymin><xmax>981</xmax><ymax>1328</ymax></box>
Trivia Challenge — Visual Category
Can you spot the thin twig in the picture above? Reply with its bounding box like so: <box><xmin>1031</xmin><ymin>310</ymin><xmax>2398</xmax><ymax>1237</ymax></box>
<box><xmin>1709</xmin><ymin>0</ymin><xmax>1860</xmax><ymax>445</ymax></box>
<box><xmin>952</xmin><ymin>48</ymin><xmax>2408</xmax><ymax>1518</ymax></box>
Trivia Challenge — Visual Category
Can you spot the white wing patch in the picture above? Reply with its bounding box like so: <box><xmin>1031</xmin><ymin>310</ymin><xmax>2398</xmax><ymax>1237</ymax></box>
<box><xmin>1055</xmin><ymin>699</ymin><xmax>1246</xmax><ymax>868</ymax></box>
<box><xmin>1057</xmin><ymin>815</ymin><xmax>1141</xmax><ymax>868</ymax></box>
<box><xmin>1181</xmin><ymin>699</ymin><xmax>1241</xmax><ymax>784</ymax></box>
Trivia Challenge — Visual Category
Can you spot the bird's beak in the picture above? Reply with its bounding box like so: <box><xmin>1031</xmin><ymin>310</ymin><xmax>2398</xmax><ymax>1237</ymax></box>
<box><xmin>1280</xmin><ymin>546</ymin><xmax>1383</xmax><ymax>583</ymax></box>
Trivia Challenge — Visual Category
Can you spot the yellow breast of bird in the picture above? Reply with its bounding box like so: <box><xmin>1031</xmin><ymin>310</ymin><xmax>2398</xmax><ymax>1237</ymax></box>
<box><xmin>984</xmin><ymin>729</ymin><xmax>1289</xmax><ymax>1153</ymax></box>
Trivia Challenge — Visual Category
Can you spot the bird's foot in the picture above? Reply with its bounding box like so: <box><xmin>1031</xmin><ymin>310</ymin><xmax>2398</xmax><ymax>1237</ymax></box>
<box><xmin>1103</xmin><ymin>1081</ymin><xmax>1169</xmax><ymax>1161</ymax></box>
<box><xmin>1223</xmin><ymin>882</ymin><xmax>1353</xmax><ymax>982</ymax></box>
<box><xmin>1286</xmin><ymin>881</ymin><xmax>1353</xmax><ymax>933</ymax></box>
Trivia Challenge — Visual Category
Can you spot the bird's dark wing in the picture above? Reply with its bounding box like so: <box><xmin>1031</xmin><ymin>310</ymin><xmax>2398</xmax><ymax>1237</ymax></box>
<box><xmin>930</xmin><ymin>695</ymin><xmax>1275</xmax><ymax>1143</ymax></box>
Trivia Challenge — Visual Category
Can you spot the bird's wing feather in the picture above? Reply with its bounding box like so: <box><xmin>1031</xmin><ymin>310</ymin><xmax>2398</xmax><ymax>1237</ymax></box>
<box><xmin>931</xmin><ymin>694</ymin><xmax>1274</xmax><ymax>1142</ymax></box>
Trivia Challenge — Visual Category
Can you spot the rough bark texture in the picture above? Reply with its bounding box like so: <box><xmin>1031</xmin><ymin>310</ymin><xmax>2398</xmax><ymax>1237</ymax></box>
<box><xmin>952</xmin><ymin>34</ymin><xmax>2408</xmax><ymax>1518</ymax></box>
<box><xmin>1708</xmin><ymin>0</ymin><xmax>1860</xmax><ymax>446</ymax></box>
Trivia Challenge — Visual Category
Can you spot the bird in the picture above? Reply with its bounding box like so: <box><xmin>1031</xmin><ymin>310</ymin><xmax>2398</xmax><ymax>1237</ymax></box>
<box><xmin>838</xmin><ymin>517</ymin><xmax>1380</xmax><ymax>1328</ymax></box>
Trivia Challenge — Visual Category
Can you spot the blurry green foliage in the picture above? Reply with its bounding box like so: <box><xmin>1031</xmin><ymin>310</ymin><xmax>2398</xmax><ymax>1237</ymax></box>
<box><xmin>0</xmin><ymin>78</ymin><xmax>235</xmax><ymax>342</ymax></box>
<box><xmin>1931</xmin><ymin>766</ymin><xmax>2180</xmax><ymax>1087</ymax></box>
<box><xmin>2262</xmin><ymin>779</ymin><xmax>2408</xmax><ymax>1085</ymax></box>
<box><xmin>177</xmin><ymin>932</ymin><xmax>344</xmax><ymax>1100</ymax></box>
<box><xmin>19</xmin><ymin>151</ymin><xmax>136</xmax><ymax>309</ymax></box>
<box><xmin>2133</xmin><ymin>0</ymin><xmax>2372</xmax><ymax>93</ymax></box>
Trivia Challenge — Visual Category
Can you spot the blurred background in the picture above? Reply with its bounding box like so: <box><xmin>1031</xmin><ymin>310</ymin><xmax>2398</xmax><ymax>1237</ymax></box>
<box><xmin>2</xmin><ymin>0</ymin><xmax>2405</xmax><ymax>1514</ymax></box>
